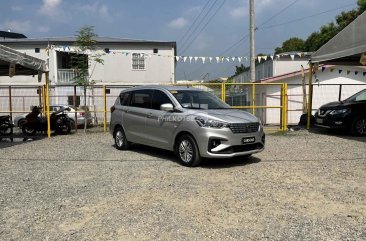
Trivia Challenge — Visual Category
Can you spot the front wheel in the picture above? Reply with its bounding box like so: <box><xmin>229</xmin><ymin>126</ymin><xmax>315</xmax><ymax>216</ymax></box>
<box><xmin>352</xmin><ymin>116</ymin><xmax>366</xmax><ymax>136</ymax></box>
<box><xmin>114</xmin><ymin>127</ymin><xmax>129</xmax><ymax>150</ymax></box>
<box><xmin>176</xmin><ymin>134</ymin><xmax>201</xmax><ymax>167</ymax></box>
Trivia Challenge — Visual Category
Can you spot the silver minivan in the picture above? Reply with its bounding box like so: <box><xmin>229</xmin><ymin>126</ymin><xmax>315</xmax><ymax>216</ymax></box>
<box><xmin>110</xmin><ymin>86</ymin><xmax>265</xmax><ymax>166</ymax></box>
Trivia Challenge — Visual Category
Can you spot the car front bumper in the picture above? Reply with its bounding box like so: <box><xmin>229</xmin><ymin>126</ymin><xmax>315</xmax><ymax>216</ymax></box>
<box><xmin>192</xmin><ymin>127</ymin><xmax>265</xmax><ymax>158</ymax></box>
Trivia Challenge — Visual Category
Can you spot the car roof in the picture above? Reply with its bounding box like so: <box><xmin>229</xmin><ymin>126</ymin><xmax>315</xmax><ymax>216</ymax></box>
<box><xmin>120</xmin><ymin>85</ymin><xmax>203</xmax><ymax>93</ymax></box>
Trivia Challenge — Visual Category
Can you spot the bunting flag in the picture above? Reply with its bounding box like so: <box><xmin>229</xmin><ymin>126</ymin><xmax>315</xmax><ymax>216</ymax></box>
<box><xmin>321</xmin><ymin>67</ymin><xmax>326</xmax><ymax>72</ymax></box>
<box><xmin>339</xmin><ymin>70</ymin><xmax>343</xmax><ymax>74</ymax></box>
<box><xmin>48</xmin><ymin>45</ymin><xmax>319</xmax><ymax>64</ymax></box>
<box><xmin>355</xmin><ymin>71</ymin><xmax>358</xmax><ymax>75</ymax></box>
<box><xmin>363</xmin><ymin>72</ymin><xmax>366</xmax><ymax>76</ymax></box>
<box><xmin>330</xmin><ymin>68</ymin><xmax>334</xmax><ymax>72</ymax></box>
<box><xmin>347</xmin><ymin>70</ymin><xmax>351</xmax><ymax>75</ymax></box>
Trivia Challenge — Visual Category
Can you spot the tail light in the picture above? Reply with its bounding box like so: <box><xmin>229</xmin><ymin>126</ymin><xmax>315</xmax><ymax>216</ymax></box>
<box><xmin>80</xmin><ymin>112</ymin><xmax>85</xmax><ymax>117</ymax></box>
<box><xmin>110</xmin><ymin>106</ymin><xmax>115</xmax><ymax>113</ymax></box>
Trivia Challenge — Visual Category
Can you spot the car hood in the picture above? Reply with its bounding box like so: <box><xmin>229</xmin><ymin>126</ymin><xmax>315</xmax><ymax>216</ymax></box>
<box><xmin>186</xmin><ymin>109</ymin><xmax>258</xmax><ymax>123</ymax></box>
<box><xmin>319</xmin><ymin>101</ymin><xmax>354</xmax><ymax>110</ymax></box>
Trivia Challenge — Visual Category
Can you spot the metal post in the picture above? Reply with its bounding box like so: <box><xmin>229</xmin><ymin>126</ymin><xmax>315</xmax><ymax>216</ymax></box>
<box><xmin>8</xmin><ymin>86</ymin><xmax>12</xmax><ymax>119</ymax></box>
<box><xmin>307</xmin><ymin>63</ymin><xmax>313</xmax><ymax>130</ymax></box>
<box><xmin>250</xmin><ymin>0</ymin><xmax>256</xmax><ymax>82</ymax></box>
<box><xmin>222</xmin><ymin>83</ymin><xmax>226</xmax><ymax>103</ymax></box>
<box><xmin>45</xmin><ymin>72</ymin><xmax>51</xmax><ymax>138</ymax></box>
<box><xmin>252</xmin><ymin>83</ymin><xmax>255</xmax><ymax>115</ymax></box>
<box><xmin>103</xmin><ymin>85</ymin><xmax>107</xmax><ymax>133</ymax></box>
<box><xmin>338</xmin><ymin>84</ymin><xmax>343</xmax><ymax>101</ymax></box>
<box><xmin>73</xmin><ymin>85</ymin><xmax>78</xmax><ymax>130</ymax></box>
<box><xmin>280</xmin><ymin>84</ymin><xmax>284</xmax><ymax>131</ymax></box>
<box><xmin>284</xmin><ymin>83</ymin><xmax>288</xmax><ymax>131</ymax></box>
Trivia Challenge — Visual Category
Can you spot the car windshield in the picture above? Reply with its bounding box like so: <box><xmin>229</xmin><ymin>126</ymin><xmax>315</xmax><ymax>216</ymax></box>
<box><xmin>344</xmin><ymin>89</ymin><xmax>366</xmax><ymax>102</ymax></box>
<box><xmin>171</xmin><ymin>90</ymin><xmax>230</xmax><ymax>109</ymax></box>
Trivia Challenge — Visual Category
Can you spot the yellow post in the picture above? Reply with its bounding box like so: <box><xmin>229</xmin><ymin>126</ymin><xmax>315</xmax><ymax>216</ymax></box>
<box><xmin>252</xmin><ymin>83</ymin><xmax>255</xmax><ymax>115</ymax></box>
<box><xmin>284</xmin><ymin>83</ymin><xmax>288</xmax><ymax>131</ymax></box>
<box><xmin>45</xmin><ymin>72</ymin><xmax>51</xmax><ymax>138</ymax></box>
<box><xmin>221</xmin><ymin>83</ymin><xmax>226</xmax><ymax>102</ymax></box>
<box><xmin>103</xmin><ymin>85</ymin><xmax>107</xmax><ymax>133</ymax></box>
<box><xmin>280</xmin><ymin>84</ymin><xmax>284</xmax><ymax>131</ymax></box>
<box><xmin>307</xmin><ymin>62</ymin><xmax>313</xmax><ymax>130</ymax></box>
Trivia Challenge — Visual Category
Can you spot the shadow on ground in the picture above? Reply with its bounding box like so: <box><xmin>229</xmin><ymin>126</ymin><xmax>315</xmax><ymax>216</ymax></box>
<box><xmin>122</xmin><ymin>143</ymin><xmax>261</xmax><ymax>168</ymax></box>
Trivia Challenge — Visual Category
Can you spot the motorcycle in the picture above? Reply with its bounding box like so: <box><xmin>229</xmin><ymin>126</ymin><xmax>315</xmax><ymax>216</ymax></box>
<box><xmin>22</xmin><ymin>106</ymin><xmax>72</xmax><ymax>136</ymax></box>
<box><xmin>0</xmin><ymin>115</ymin><xmax>14</xmax><ymax>136</ymax></box>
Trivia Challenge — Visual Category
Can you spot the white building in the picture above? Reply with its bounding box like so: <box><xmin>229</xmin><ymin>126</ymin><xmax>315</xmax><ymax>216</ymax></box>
<box><xmin>228</xmin><ymin>53</ymin><xmax>366</xmax><ymax>125</ymax></box>
<box><xmin>257</xmin><ymin>65</ymin><xmax>366</xmax><ymax>125</ymax></box>
<box><xmin>0</xmin><ymin>37</ymin><xmax>176</xmax><ymax>86</ymax></box>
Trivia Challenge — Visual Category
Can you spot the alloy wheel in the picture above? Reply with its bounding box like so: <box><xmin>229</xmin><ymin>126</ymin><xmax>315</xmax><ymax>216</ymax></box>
<box><xmin>179</xmin><ymin>140</ymin><xmax>193</xmax><ymax>163</ymax></box>
<box><xmin>355</xmin><ymin>118</ymin><xmax>366</xmax><ymax>135</ymax></box>
<box><xmin>116</xmin><ymin>130</ymin><xmax>124</xmax><ymax>148</ymax></box>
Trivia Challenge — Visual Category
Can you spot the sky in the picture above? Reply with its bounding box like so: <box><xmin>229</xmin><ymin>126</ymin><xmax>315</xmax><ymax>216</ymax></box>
<box><xmin>0</xmin><ymin>0</ymin><xmax>358</xmax><ymax>80</ymax></box>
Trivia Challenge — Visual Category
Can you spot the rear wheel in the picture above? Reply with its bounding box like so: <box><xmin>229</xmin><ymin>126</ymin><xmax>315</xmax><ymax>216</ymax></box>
<box><xmin>176</xmin><ymin>134</ymin><xmax>201</xmax><ymax>167</ymax></box>
<box><xmin>352</xmin><ymin>116</ymin><xmax>366</xmax><ymax>136</ymax></box>
<box><xmin>0</xmin><ymin>123</ymin><xmax>12</xmax><ymax>135</ymax></box>
<box><xmin>114</xmin><ymin>127</ymin><xmax>129</xmax><ymax>150</ymax></box>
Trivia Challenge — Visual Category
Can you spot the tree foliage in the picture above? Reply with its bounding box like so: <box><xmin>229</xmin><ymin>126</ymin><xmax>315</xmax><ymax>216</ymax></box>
<box><xmin>275</xmin><ymin>2</ymin><xmax>365</xmax><ymax>53</ymax></box>
<box><xmin>275</xmin><ymin>37</ymin><xmax>305</xmax><ymax>54</ymax></box>
<box><xmin>71</xmin><ymin>25</ymin><xmax>104</xmax><ymax>132</ymax></box>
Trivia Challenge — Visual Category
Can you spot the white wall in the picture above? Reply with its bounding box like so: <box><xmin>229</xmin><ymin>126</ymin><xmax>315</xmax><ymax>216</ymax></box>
<box><xmin>0</xmin><ymin>42</ymin><xmax>175</xmax><ymax>86</ymax></box>
<box><xmin>263</xmin><ymin>66</ymin><xmax>366</xmax><ymax>125</ymax></box>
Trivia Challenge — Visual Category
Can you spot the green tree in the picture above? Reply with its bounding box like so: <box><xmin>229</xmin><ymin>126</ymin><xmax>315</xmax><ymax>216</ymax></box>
<box><xmin>275</xmin><ymin>37</ymin><xmax>305</xmax><ymax>54</ymax></box>
<box><xmin>71</xmin><ymin>26</ymin><xmax>104</xmax><ymax>132</ymax></box>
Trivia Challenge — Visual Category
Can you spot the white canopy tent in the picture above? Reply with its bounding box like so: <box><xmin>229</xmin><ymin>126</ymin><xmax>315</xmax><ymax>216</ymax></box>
<box><xmin>0</xmin><ymin>44</ymin><xmax>52</xmax><ymax>137</ymax></box>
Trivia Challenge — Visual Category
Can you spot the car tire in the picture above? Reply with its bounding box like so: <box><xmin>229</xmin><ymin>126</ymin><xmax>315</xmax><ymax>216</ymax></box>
<box><xmin>114</xmin><ymin>127</ymin><xmax>129</xmax><ymax>150</ymax></box>
<box><xmin>176</xmin><ymin>134</ymin><xmax>201</xmax><ymax>167</ymax></box>
<box><xmin>352</xmin><ymin>116</ymin><xmax>366</xmax><ymax>136</ymax></box>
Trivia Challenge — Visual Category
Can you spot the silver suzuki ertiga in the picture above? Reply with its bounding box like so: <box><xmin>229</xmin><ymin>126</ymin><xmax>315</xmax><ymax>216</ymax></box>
<box><xmin>110</xmin><ymin>85</ymin><xmax>265</xmax><ymax>167</ymax></box>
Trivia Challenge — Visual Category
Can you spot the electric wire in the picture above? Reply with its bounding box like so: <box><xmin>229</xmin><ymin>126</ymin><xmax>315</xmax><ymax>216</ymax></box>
<box><xmin>178</xmin><ymin>0</ymin><xmax>213</xmax><ymax>46</ymax></box>
<box><xmin>179</xmin><ymin>0</ymin><xmax>220</xmax><ymax>53</ymax></box>
<box><xmin>180</xmin><ymin>0</ymin><xmax>227</xmax><ymax>55</ymax></box>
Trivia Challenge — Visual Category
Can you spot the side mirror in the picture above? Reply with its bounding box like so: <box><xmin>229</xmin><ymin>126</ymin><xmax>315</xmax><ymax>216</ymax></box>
<box><xmin>160</xmin><ymin>103</ymin><xmax>174</xmax><ymax>112</ymax></box>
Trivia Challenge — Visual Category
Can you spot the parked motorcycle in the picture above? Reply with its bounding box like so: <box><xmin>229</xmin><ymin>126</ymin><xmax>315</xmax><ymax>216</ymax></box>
<box><xmin>0</xmin><ymin>115</ymin><xmax>14</xmax><ymax>136</ymax></box>
<box><xmin>22</xmin><ymin>106</ymin><xmax>72</xmax><ymax>136</ymax></box>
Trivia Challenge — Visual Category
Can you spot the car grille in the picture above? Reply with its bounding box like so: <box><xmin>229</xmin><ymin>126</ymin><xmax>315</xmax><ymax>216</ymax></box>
<box><xmin>229</xmin><ymin>122</ymin><xmax>259</xmax><ymax>133</ymax></box>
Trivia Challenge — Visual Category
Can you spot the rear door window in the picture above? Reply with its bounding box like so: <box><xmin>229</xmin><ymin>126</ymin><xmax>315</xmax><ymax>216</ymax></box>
<box><xmin>130</xmin><ymin>89</ymin><xmax>152</xmax><ymax>109</ymax></box>
<box><xmin>119</xmin><ymin>92</ymin><xmax>131</xmax><ymax>106</ymax></box>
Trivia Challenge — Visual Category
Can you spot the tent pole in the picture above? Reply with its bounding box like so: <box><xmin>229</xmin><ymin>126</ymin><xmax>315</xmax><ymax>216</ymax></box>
<box><xmin>45</xmin><ymin>72</ymin><xmax>51</xmax><ymax>138</ymax></box>
<box><xmin>307</xmin><ymin>62</ymin><xmax>313</xmax><ymax>130</ymax></box>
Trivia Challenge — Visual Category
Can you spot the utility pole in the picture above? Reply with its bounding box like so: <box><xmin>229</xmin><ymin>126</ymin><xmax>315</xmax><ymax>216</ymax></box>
<box><xmin>250</xmin><ymin>0</ymin><xmax>255</xmax><ymax>82</ymax></box>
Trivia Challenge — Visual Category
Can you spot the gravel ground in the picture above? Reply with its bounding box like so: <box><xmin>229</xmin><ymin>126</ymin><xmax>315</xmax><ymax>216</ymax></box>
<box><xmin>0</xmin><ymin>128</ymin><xmax>365</xmax><ymax>240</ymax></box>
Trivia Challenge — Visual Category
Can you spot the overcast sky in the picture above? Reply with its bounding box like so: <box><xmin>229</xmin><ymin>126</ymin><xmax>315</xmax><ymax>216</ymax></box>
<box><xmin>0</xmin><ymin>0</ymin><xmax>358</xmax><ymax>80</ymax></box>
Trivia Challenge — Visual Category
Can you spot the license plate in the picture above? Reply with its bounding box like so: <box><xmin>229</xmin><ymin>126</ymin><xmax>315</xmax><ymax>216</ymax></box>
<box><xmin>242</xmin><ymin>137</ymin><xmax>255</xmax><ymax>144</ymax></box>
<box><xmin>316</xmin><ymin>118</ymin><xmax>323</xmax><ymax>124</ymax></box>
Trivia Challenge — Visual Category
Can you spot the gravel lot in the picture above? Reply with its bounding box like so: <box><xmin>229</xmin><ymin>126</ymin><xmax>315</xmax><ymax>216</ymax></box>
<box><xmin>0</xmin><ymin>128</ymin><xmax>365</xmax><ymax>240</ymax></box>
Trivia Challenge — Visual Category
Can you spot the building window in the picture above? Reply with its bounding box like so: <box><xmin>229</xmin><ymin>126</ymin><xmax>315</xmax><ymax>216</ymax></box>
<box><xmin>104</xmin><ymin>48</ymin><xmax>110</xmax><ymax>53</ymax></box>
<box><xmin>153</xmin><ymin>48</ymin><xmax>158</xmax><ymax>54</ymax></box>
<box><xmin>132</xmin><ymin>53</ymin><xmax>145</xmax><ymax>70</ymax></box>
<box><xmin>35</xmin><ymin>48</ymin><xmax>40</xmax><ymax>53</ymax></box>
<box><xmin>68</xmin><ymin>96</ymin><xmax>81</xmax><ymax>106</ymax></box>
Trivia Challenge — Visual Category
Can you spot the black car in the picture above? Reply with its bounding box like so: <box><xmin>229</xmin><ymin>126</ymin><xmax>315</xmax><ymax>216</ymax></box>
<box><xmin>314</xmin><ymin>89</ymin><xmax>366</xmax><ymax>136</ymax></box>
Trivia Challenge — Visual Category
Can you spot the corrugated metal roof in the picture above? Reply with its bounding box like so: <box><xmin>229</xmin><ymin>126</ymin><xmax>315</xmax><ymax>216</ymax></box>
<box><xmin>0</xmin><ymin>36</ymin><xmax>176</xmax><ymax>46</ymax></box>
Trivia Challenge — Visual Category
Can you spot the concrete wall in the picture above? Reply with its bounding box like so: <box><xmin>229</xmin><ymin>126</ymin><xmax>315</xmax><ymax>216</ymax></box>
<box><xmin>0</xmin><ymin>42</ymin><xmax>175</xmax><ymax>86</ymax></box>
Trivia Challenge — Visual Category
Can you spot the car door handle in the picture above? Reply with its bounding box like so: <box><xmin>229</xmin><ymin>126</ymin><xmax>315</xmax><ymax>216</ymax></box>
<box><xmin>123</xmin><ymin>109</ymin><xmax>130</xmax><ymax>113</ymax></box>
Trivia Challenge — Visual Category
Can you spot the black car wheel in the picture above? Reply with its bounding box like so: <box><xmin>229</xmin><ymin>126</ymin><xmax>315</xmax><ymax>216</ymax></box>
<box><xmin>352</xmin><ymin>116</ymin><xmax>366</xmax><ymax>136</ymax></box>
<box><xmin>176</xmin><ymin>134</ymin><xmax>201</xmax><ymax>167</ymax></box>
<box><xmin>114</xmin><ymin>127</ymin><xmax>129</xmax><ymax>150</ymax></box>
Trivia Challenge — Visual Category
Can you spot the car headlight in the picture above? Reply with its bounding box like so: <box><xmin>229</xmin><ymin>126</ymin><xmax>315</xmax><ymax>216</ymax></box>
<box><xmin>195</xmin><ymin>117</ymin><xmax>229</xmax><ymax>128</ymax></box>
<box><xmin>258</xmin><ymin>119</ymin><xmax>263</xmax><ymax>131</ymax></box>
<box><xmin>329</xmin><ymin>109</ymin><xmax>349</xmax><ymax>115</ymax></box>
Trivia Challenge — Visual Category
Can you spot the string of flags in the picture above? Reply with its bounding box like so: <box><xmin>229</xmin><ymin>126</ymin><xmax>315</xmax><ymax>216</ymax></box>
<box><xmin>320</xmin><ymin>66</ymin><xmax>366</xmax><ymax>76</ymax></box>
<box><xmin>48</xmin><ymin>45</ymin><xmax>309</xmax><ymax>64</ymax></box>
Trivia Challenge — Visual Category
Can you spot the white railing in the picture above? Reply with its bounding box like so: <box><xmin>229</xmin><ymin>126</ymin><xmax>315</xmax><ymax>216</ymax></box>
<box><xmin>57</xmin><ymin>69</ymin><xmax>77</xmax><ymax>83</ymax></box>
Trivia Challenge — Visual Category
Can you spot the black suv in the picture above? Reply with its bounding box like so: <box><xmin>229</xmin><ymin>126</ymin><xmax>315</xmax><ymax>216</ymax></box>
<box><xmin>314</xmin><ymin>89</ymin><xmax>366</xmax><ymax>136</ymax></box>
